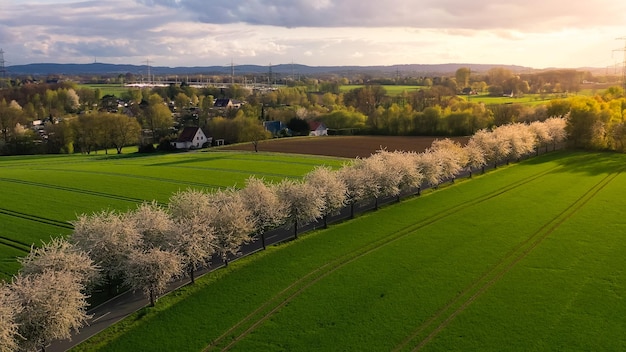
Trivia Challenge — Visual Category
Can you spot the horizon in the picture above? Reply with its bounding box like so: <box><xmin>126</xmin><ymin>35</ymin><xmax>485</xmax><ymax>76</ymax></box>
<box><xmin>2</xmin><ymin>1</ymin><xmax>626</xmax><ymax>70</ymax></box>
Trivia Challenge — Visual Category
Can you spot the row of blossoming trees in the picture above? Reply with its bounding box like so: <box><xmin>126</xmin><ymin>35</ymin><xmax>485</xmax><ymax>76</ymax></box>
<box><xmin>0</xmin><ymin>118</ymin><xmax>567</xmax><ymax>351</ymax></box>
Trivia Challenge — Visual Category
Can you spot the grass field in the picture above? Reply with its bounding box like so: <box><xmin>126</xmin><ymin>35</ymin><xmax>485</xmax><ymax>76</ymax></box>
<box><xmin>339</xmin><ymin>85</ymin><xmax>426</xmax><ymax>96</ymax></box>
<box><xmin>78</xmin><ymin>84</ymin><xmax>133</xmax><ymax>97</ymax></box>
<box><xmin>0</xmin><ymin>151</ymin><xmax>346</xmax><ymax>281</ymax></box>
<box><xmin>72</xmin><ymin>151</ymin><xmax>626</xmax><ymax>351</ymax></box>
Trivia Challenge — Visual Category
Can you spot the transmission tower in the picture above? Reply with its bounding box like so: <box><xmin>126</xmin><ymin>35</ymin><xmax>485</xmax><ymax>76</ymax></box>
<box><xmin>615</xmin><ymin>37</ymin><xmax>626</xmax><ymax>93</ymax></box>
<box><xmin>0</xmin><ymin>48</ymin><xmax>6</xmax><ymax>79</ymax></box>
<box><xmin>231</xmin><ymin>59</ymin><xmax>235</xmax><ymax>85</ymax></box>
<box><xmin>143</xmin><ymin>59</ymin><xmax>152</xmax><ymax>84</ymax></box>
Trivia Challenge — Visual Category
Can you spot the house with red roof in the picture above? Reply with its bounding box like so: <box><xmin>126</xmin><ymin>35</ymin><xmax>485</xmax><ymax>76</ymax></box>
<box><xmin>309</xmin><ymin>121</ymin><xmax>328</xmax><ymax>136</ymax></box>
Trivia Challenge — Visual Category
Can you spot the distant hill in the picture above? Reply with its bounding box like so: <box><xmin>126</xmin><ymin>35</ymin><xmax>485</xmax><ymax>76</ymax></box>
<box><xmin>6</xmin><ymin>62</ymin><xmax>535</xmax><ymax>76</ymax></box>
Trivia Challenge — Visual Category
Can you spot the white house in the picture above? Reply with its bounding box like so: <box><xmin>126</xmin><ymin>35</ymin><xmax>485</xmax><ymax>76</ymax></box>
<box><xmin>171</xmin><ymin>127</ymin><xmax>211</xmax><ymax>149</ymax></box>
<box><xmin>309</xmin><ymin>121</ymin><xmax>328</xmax><ymax>136</ymax></box>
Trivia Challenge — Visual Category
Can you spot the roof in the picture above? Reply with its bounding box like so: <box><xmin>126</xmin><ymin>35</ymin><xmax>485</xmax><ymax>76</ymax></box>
<box><xmin>176</xmin><ymin>127</ymin><xmax>202</xmax><ymax>142</ymax></box>
<box><xmin>213</xmin><ymin>98</ymin><xmax>232</xmax><ymax>108</ymax></box>
<box><xmin>309</xmin><ymin>121</ymin><xmax>326</xmax><ymax>131</ymax></box>
<box><xmin>263</xmin><ymin>120</ymin><xmax>286</xmax><ymax>134</ymax></box>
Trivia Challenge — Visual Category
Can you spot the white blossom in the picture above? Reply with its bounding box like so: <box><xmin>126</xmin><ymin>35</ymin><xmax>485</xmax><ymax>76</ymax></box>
<box><xmin>12</xmin><ymin>270</ymin><xmax>90</xmax><ymax>351</ymax></box>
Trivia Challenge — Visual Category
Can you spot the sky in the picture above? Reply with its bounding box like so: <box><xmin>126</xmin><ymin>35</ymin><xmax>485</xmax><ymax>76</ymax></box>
<box><xmin>2</xmin><ymin>0</ymin><xmax>626</xmax><ymax>70</ymax></box>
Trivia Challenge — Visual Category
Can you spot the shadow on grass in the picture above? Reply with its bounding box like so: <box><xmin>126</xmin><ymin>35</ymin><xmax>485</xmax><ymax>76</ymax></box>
<box><xmin>543</xmin><ymin>150</ymin><xmax>626</xmax><ymax>175</ymax></box>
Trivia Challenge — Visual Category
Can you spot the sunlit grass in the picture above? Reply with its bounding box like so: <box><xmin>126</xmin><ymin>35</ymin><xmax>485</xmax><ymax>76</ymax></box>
<box><xmin>74</xmin><ymin>151</ymin><xmax>626</xmax><ymax>351</ymax></box>
<box><xmin>0</xmin><ymin>151</ymin><xmax>345</xmax><ymax>280</ymax></box>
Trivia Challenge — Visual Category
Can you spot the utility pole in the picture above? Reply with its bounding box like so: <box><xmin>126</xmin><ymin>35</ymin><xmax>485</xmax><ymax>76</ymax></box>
<box><xmin>614</xmin><ymin>37</ymin><xmax>626</xmax><ymax>93</ymax></box>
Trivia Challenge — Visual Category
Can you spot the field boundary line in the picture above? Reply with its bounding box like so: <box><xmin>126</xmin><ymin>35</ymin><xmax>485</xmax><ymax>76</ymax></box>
<box><xmin>203</xmin><ymin>164</ymin><xmax>565</xmax><ymax>351</ymax></box>
<box><xmin>394</xmin><ymin>171</ymin><xmax>621</xmax><ymax>352</ymax></box>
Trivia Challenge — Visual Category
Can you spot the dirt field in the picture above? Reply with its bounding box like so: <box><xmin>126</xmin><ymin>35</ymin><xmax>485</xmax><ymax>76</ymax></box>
<box><xmin>219</xmin><ymin>135</ymin><xmax>469</xmax><ymax>159</ymax></box>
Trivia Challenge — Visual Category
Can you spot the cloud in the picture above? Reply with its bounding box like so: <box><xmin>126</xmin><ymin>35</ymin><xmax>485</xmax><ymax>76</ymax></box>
<box><xmin>1</xmin><ymin>0</ymin><xmax>624</xmax><ymax>68</ymax></box>
<box><xmin>142</xmin><ymin>0</ymin><xmax>626</xmax><ymax>32</ymax></box>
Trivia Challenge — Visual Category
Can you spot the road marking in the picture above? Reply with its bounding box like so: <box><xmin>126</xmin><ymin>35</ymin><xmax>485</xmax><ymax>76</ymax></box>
<box><xmin>92</xmin><ymin>311</ymin><xmax>111</xmax><ymax>322</ymax></box>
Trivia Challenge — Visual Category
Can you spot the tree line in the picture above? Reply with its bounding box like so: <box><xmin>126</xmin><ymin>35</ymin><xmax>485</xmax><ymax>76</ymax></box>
<box><xmin>0</xmin><ymin>118</ymin><xmax>567</xmax><ymax>351</ymax></box>
<box><xmin>0</xmin><ymin>68</ymin><xmax>622</xmax><ymax>156</ymax></box>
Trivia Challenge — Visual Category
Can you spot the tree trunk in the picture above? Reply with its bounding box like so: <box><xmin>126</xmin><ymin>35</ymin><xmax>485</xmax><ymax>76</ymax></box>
<box><xmin>261</xmin><ymin>232</ymin><xmax>266</xmax><ymax>250</ymax></box>
<box><xmin>294</xmin><ymin>219</ymin><xmax>298</xmax><ymax>239</ymax></box>
<box><xmin>350</xmin><ymin>203</ymin><xmax>355</xmax><ymax>219</ymax></box>
<box><xmin>189</xmin><ymin>267</ymin><xmax>195</xmax><ymax>284</ymax></box>
<box><xmin>323</xmin><ymin>214</ymin><xmax>328</xmax><ymax>229</ymax></box>
<box><xmin>149</xmin><ymin>289</ymin><xmax>155</xmax><ymax>307</ymax></box>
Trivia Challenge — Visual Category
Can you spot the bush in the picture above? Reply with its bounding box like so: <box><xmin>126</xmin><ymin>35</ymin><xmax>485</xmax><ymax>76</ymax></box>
<box><xmin>138</xmin><ymin>144</ymin><xmax>156</xmax><ymax>153</ymax></box>
<box><xmin>157</xmin><ymin>139</ymin><xmax>177</xmax><ymax>152</ymax></box>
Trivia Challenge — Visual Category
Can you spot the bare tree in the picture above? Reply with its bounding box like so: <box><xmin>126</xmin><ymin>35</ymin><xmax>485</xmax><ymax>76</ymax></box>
<box><xmin>304</xmin><ymin>167</ymin><xmax>347</xmax><ymax>228</ymax></box>
<box><xmin>12</xmin><ymin>270</ymin><xmax>90</xmax><ymax>352</ymax></box>
<box><xmin>0</xmin><ymin>283</ymin><xmax>21</xmax><ymax>352</ymax></box>
<box><xmin>19</xmin><ymin>237</ymin><xmax>99</xmax><ymax>288</ymax></box>
<box><xmin>238</xmin><ymin>177</ymin><xmax>288</xmax><ymax>248</ymax></box>
<box><xmin>276</xmin><ymin>179</ymin><xmax>324</xmax><ymax>238</ymax></box>
<box><xmin>123</xmin><ymin>248</ymin><xmax>182</xmax><ymax>307</ymax></box>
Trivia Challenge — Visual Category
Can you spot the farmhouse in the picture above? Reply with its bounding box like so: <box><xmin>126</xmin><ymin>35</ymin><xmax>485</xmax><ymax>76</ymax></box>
<box><xmin>171</xmin><ymin>126</ymin><xmax>211</xmax><ymax>149</ymax></box>
<box><xmin>214</xmin><ymin>98</ymin><xmax>243</xmax><ymax>109</ymax></box>
<box><xmin>309</xmin><ymin>121</ymin><xmax>328</xmax><ymax>136</ymax></box>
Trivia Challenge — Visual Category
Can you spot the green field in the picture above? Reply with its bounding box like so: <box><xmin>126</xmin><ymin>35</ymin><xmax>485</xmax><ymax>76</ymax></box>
<box><xmin>73</xmin><ymin>151</ymin><xmax>626</xmax><ymax>351</ymax></box>
<box><xmin>340</xmin><ymin>85</ymin><xmax>426</xmax><ymax>96</ymax></box>
<box><xmin>0</xmin><ymin>151</ymin><xmax>346</xmax><ymax>281</ymax></box>
<box><xmin>78</xmin><ymin>84</ymin><xmax>133</xmax><ymax>97</ymax></box>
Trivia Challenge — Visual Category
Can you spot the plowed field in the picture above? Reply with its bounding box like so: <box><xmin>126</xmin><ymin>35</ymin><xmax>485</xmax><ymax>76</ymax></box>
<box><xmin>220</xmin><ymin>136</ymin><xmax>469</xmax><ymax>158</ymax></box>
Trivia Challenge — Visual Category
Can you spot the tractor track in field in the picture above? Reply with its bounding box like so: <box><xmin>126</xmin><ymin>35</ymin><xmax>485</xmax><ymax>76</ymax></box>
<box><xmin>393</xmin><ymin>170</ymin><xmax>621</xmax><ymax>352</ymax></box>
<box><xmin>204</xmin><ymin>163</ymin><xmax>565</xmax><ymax>352</ymax></box>
<box><xmin>0</xmin><ymin>177</ymin><xmax>150</xmax><ymax>205</ymax></box>
<box><xmin>0</xmin><ymin>207</ymin><xmax>73</xmax><ymax>230</ymax></box>
<box><xmin>27</xmin><ymin>168</ymin><xmax>225</xmax><ymax>191</ymax></box>
<box><xmin>0</xmin><ymin>235</ymin><xmax>32</xmax><ymax>252</ymax></box>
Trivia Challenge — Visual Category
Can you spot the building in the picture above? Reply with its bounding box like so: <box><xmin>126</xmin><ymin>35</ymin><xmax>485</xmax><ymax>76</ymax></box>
<box><xmin>309</xmin><ymin>121</ymin><xmax>328</xmax><ymax>136</ymax></box>
<box><xmin>171</xmin><ymin>127</ymin><xmax>210</xmax><ymax>149</ymax></box>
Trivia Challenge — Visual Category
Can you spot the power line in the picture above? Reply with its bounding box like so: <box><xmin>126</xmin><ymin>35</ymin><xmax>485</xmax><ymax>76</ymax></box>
<box><xmin>614</xmin><ymin>37</ymin><xmax>626</xmax><ymax>92</ymax></box>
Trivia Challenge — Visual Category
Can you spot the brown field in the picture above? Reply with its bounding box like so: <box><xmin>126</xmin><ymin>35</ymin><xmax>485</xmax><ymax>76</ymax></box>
<box><xmin>219</xmin><ymin>135</ymin><xmax>469</xmax><ymax>159</ymax></box>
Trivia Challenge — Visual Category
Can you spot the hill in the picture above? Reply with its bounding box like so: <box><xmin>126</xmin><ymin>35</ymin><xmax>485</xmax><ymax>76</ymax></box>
<box><xmin>7</xmin><ymin>62</ymin><xmax>532</xmax><ymax>76</ymax></box>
